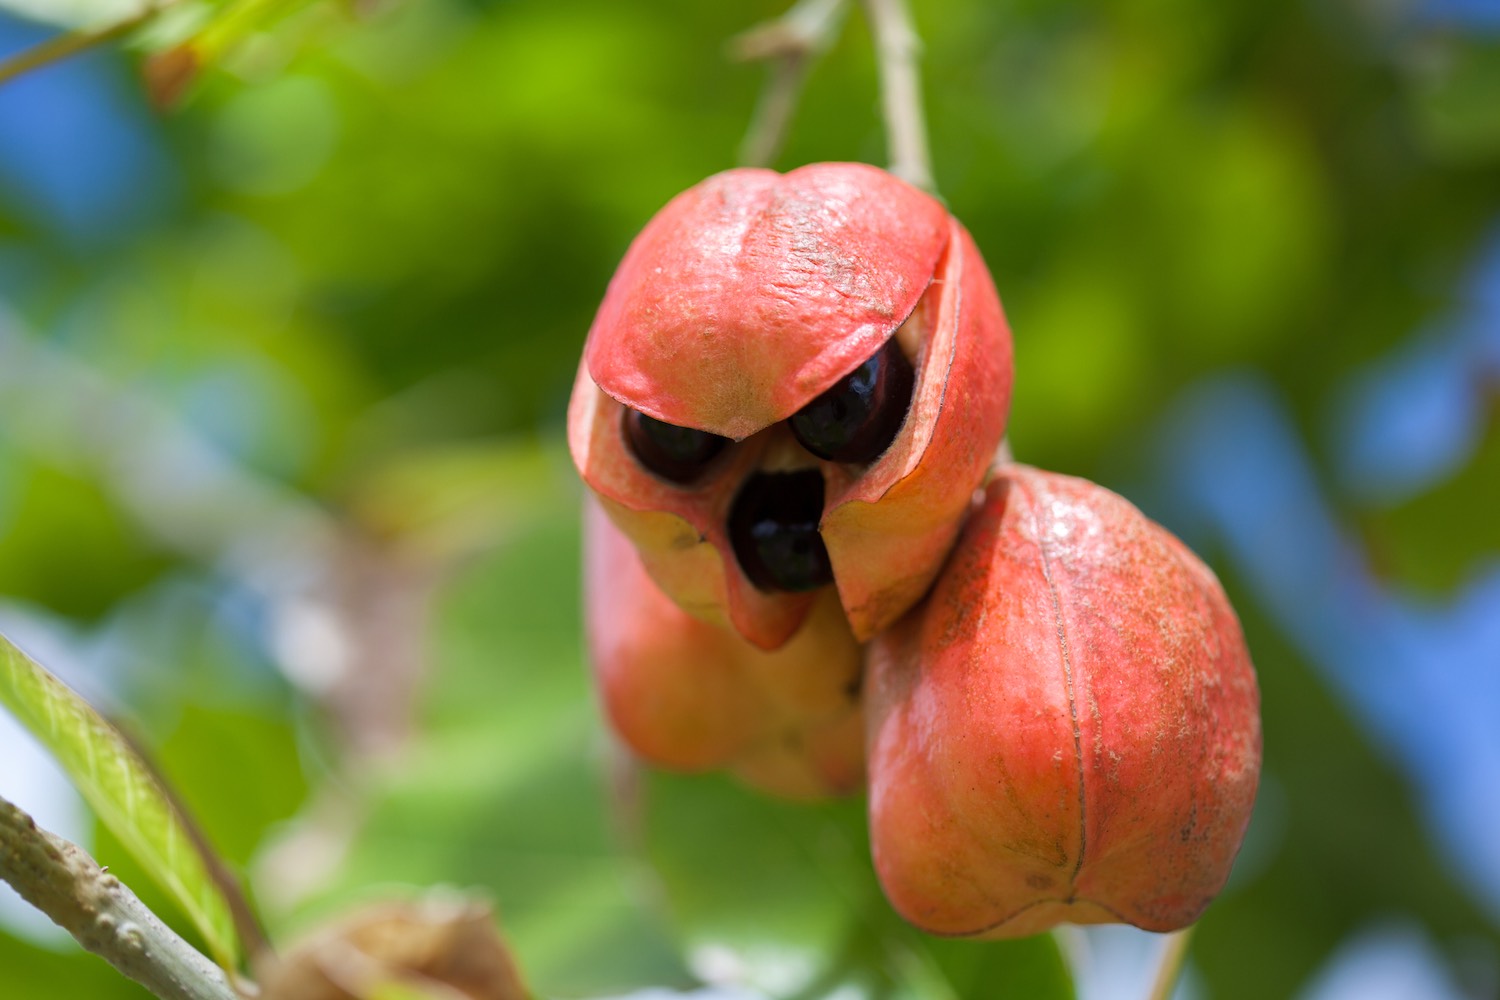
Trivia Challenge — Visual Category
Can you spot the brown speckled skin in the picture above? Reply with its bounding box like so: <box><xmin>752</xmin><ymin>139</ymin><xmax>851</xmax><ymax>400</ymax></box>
<box><xmin>569</xmin><ymin>163</ymin><xmax>1012</xmax><ymax>647</ymax></box>
<box><xmin>866</xmin><ymin>466</ymin><xmax>1262</xmax><ymax>937</ymax></box>
<box><xmin>583</xmin><ymin>496</ymin><xmax>865</xmax><ymax>800</ymax></box>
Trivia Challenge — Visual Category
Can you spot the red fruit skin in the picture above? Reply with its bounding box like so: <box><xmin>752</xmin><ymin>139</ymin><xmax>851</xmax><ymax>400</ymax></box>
<box><xmin>866</xmin><ymin>466</ymin><xmax>1262</xmax><ymax>938</ymax></box>
<box><xmin>821</xmin><ymin>223</ymin><xmax>1009</xmax><ymax>639</ymax></box>
<box><xmin>585</xmin><ymin>163</ymin><xmax>949</xmax><ymax>440</ymax></box>
<box><xmin>569</xmin><ymin>163</ymin><xmax>1012</xmax><ymax>647</ymax></box>
<box><xmin>583</xmin><ymin>496</ymin><xmax>864</xmax><ymax>800</ymax></box>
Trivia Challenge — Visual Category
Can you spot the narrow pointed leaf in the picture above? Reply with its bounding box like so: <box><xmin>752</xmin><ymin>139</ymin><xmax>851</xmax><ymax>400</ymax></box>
<box><xmin>0</xmin><ymin>631</ymin><xmax>240</xmax><ymax>969</ymax></box>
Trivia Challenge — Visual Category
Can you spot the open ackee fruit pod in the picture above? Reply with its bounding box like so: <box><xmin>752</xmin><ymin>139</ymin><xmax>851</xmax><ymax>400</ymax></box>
<box><xmin>568</xmin><ymin>162</ymin><xmax>1013</xmax><ymax>649</ymax></box>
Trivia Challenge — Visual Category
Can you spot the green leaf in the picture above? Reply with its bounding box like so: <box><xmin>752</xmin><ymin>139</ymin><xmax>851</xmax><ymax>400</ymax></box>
<box><xmin>919</xmin><ymin>934</ymin><xmax>1076</xmax><ymax>1000</ymax></box>
<box><xmin>643</xmin><ymin>771</ymin><xmax>871</xmax><ymax>996</ymax></box>
<box><xmin>0</xmin><ymin>631</ymin><xmax>241</xmax><ymax>970</ymax></box>
<box><xmin>297</xmin><ymin>511</ymin><xmax>690</xmax><ymax>998</ymax></box>
<box><xmin>641</xmin><ymin>772</ymin><xmax>1075</xmax><ymax>1000</ymax></box>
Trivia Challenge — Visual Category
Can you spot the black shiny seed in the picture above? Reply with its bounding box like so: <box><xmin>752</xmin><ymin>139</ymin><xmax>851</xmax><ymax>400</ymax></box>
<box><xmin>790</xmin><ymin>338</ymin><xmax>915</xmax><ymax>463</ymax></box>
<box><xmin>728</xmin><ymin>471</ymin><xmax>833</xmax><ymax>593</ymax></box>
<box><xmin>624</xmin><ymin>409</ymin><xmax>730</xmax><ymax>484</ymax></box>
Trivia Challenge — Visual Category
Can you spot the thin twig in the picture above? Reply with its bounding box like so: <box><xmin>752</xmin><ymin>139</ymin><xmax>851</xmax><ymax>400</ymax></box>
<box><xmin>0</xmin><ymin>4</ymin><xmax>161</xmax><ymax>88</ymax></box>
<box><xmin>0</xmin><ymin>795</ymin><xmax>239</xmax><ymax>1000</ymax></box>
<box><xmin>858</xmin><ymin>0</ymin><xmax>935</xmax><ymax>193</ymax></box>
<box><xmin>1146</xmin><ymin>925</ymin><xmax>1196</xmax><ymax>1000</ymax></box>
<box><xmin>739</xmin><ymin>55</ymin><xmax>813</xmax><ymax>170</ymax></box>
<box><xmin>731</xmin><ymin>0</ymin><xmax>850</xmax><ymax>168</ymax></box>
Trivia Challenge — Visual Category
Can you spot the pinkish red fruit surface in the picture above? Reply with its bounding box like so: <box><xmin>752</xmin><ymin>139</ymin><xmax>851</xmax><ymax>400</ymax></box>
<box><xmin>569</xmin><ymin>162</ymin><xmax>1012</xmax><ymax>647</ymax></box>
<box><xmin>584</xmin><ymin>497</ymin><xmax>864</xmax><ymax>800</ymax></box>
<box><xmin>866</xmin><ymin>466</ymin><xmax>1262</xmax><ymax>938</ymax></box>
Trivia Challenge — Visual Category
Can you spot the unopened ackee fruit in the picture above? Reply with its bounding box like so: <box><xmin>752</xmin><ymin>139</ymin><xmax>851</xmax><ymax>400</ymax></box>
<box><xmin>568</xmin><ymin>162</ymin><xmax>1012</xmax><ymax>648</ymax></box>
<box><xmin>866</xmin><ymin>465</ymin><xmax>1261</xmax><ymax>937</ymax></box>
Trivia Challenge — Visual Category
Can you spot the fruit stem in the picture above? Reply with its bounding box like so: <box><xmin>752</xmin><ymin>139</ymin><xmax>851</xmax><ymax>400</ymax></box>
<box><xmin>859</xmin><ymin>0</ymin><xmax>935</xmax><ymax>193</ymax></box>
<box><xmin>1146</xmin><ymin>925</ymin><xmax>1197</xmax><ymax>1000</ymax></box>
<box><xmin>731</xmin><ymin>0</ymin><xmax>851</xmax><ymax>169</ymax></box>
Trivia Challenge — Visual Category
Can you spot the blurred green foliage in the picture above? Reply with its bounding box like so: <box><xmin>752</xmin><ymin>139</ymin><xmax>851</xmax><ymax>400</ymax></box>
<box><xmin>1</xmin><ymin>0</ymin><xmax>1498</xmax><ymax>997</ymax></box>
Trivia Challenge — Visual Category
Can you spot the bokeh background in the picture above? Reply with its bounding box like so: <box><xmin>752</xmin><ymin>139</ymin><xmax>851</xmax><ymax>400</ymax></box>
<box><xmin>1</xmin><ymin>0</ymin><xmax>1498</xmax><ymax>998</ymax></box>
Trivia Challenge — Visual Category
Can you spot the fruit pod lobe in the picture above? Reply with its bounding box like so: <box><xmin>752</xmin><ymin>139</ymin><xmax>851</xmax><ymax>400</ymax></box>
<box><xmin>866</xmin><ymin>465</ymin><xmax>1261</xmax><ymax>938</ymax></box>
